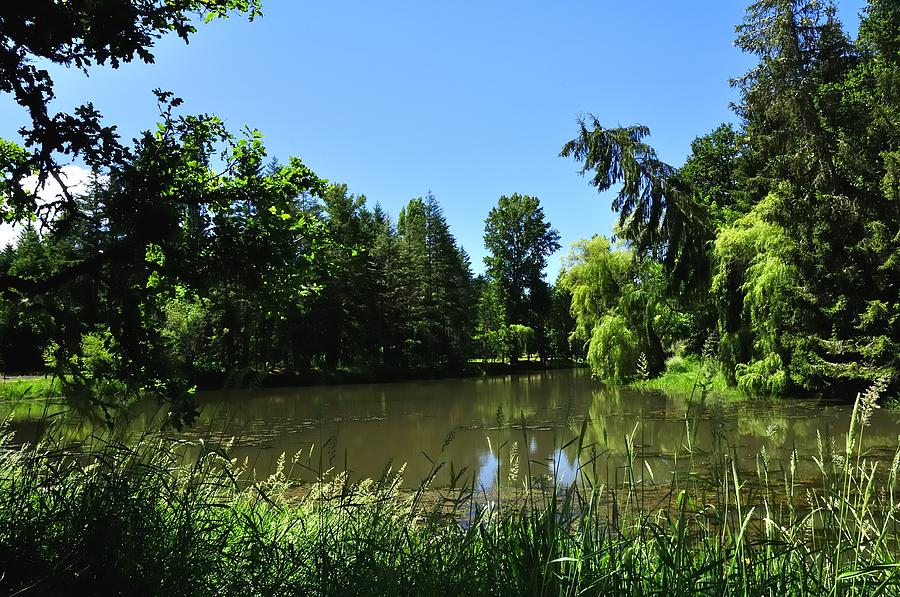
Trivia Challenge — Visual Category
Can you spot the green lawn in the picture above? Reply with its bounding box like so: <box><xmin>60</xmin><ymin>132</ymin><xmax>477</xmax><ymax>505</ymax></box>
<box><xmin>630</xmin><ymin>356</ymin><xmax>744</xmax><ymax>399</ymax></box>
<box><xmin>0</xmin><ymin>377</ymin><xmax>63</xmax><ymax>401</ymax></box>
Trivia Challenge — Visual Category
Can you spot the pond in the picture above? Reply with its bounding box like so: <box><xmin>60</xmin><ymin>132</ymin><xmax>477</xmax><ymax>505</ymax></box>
<box><xmin>8</xmin><ymin>369</ymin><xmax>900</xmax><ymax>491</ymax></box>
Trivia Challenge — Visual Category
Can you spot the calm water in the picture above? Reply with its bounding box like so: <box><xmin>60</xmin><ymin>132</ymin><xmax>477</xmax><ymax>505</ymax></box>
<box><xmin>9</xmin><ymin>369</ymin><xmax>900</xmax><ymax>489</ymax></box>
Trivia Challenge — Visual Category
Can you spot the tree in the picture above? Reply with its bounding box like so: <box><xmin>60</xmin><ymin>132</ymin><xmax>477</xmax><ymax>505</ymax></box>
<box><xmin>473</xmin><ymin>276</ymin><xmax>509</xmax><ymax>362</ymax></box>
<box><xmin>0</xmin><ymin>227</ymin><xmax>56</xmax><ymax>373</ymax></box>
<box><xmin>679</xmin><ymin>124</ymin><xmax>753</xmax><ymax>229</ymax></box>
<box><xmin>508</xmin><ymin>324</ymin><xmax>535</xmax><ymax>361</ymax></box>
<box><xmin>299</xmin><ymin>183</ymin><xmax>381</xmax><ymax>369</ymax></box>
<box><xmin>708</xmin><ymin>0</ymin><xmax>899</xmax><ymax>394</ymax></box>
<box><xmin>1</xmin><ymin>96</ymin><xmax>329</xmax><ymax>425</ymax></box>
<box><xmin>558</xmin><ymin>0</ymin><xmax>900</xmax><ymax>395</ymax></box>
<box><xmin>560</xmin><ymin>118</ymin><xmax>712</xmax><ymax>293</ymax></box>
<box><xmin>0</xmin><ymin>0</ymin><xmax>261</xmax><ymax>224</ymax></box>
<box><xmin>392</xmin><ymin>194</ymin><xmax>474</xmax><ymax>370</ymax></box>
<box><xmin>560</xmin><ymin>236</ymin><xmax>672</xmax><ymax>381</ymax></box>
<box><xmin>545</xmin><ymin>278</ymin><xmax>578</xmax><ymax>361</ymax></box>
<box><xmin>421</xmin><ymin>194</ymin><xmax>476</xmax><ymax>368</ymax></box>
<box><xmin>732</xmin><ymin>0</ymin><xmax>852</xmax><ymax>192</ymax></box>
<box><xmin>0</xmin><ymin>2</ymin><xmax>346</xmax><ymax>426</ymax></box>
<box><xmin>483</xmin><ymin>193</ymin><xmax>560</xmax><ymax>363</ymax></box>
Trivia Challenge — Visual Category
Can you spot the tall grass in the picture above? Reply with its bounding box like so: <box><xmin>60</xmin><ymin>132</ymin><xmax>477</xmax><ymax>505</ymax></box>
<box><xmin>0</xmin><ymin>377</ymin><xmax>62</xmax><ymax>401</ymax></box>
<box><xmin>630</xmin><ymin>355</ymin><xmax>740</xmax><ymax>399</ymax></box>
<box><xmin>1</xmin><ymin>380</ymin><xmax>899</xmax><ymax>596</ymax></box>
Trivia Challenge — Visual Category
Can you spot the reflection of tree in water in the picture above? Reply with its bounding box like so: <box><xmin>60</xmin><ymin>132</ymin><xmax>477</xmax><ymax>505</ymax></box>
<box><xmin>470</xmin><ymin>370</ymin><xmax>598</xmax><ymax>425</ymax></box>
<box><xmin>577</xmin><ymin>386</ymin><xmax>691</xmax><ymax>456</ymax></box>
<box><xmin>550</xmin><ymin>385</ymin><xmax>900</xmax><ymax>490</ymax></box>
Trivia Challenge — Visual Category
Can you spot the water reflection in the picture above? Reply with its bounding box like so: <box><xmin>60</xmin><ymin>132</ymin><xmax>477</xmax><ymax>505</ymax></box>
<box><xmin>6</xmin><ymin>369</ymin><xmax>900</xmax><ymax>490</ymax></box>
<box><xmin>477</xmin><ymin>449</ymin><xmax>499</xmax><ymax>489</ymax></box>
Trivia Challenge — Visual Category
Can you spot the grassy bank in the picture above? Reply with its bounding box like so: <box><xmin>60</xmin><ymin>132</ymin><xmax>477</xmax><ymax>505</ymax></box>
<box><xmin>0</xmin><ymin>377</ymin><xmax>62</xmax><ymax>401</ymax></box>
<box><xmin>1</xmin><ymin>382</ymin><xmax>899</xmax><ymax>596</ymax></box>
<box><xmin>0</xmin><ymin>359</ymin><xmax>586</xmax><ymax>397</ymax></box>
<box><xmin>630</xmin><ymin>355</ymin><xmax>744</xmax><ymax>399</ymax></box>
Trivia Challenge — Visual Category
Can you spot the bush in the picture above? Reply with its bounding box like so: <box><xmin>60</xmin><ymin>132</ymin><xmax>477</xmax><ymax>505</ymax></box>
<box><xmin>664</xmin><ymin>354</ymin><xmax>690</xmax><ymax>374</ymax></box>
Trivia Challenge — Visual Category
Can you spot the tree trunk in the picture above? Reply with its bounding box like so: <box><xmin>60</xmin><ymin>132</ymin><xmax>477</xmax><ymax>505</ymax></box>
<box><xmin>644</xmin><ymin>301</ymin><xmax>666</xmax><ymax>376</ymax></box>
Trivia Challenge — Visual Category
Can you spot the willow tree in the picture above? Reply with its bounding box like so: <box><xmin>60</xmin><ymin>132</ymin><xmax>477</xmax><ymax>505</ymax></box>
<box><xmin>710</xmin><ymin>0</ymin><xmax>899</xmax><ymax>394</ymax></box>
<box><xmin>562</xmin><ymin>0</ymin><xmax>900</xmax><ymax>394</ymax></box>
<box><xmin>560</xmin><ymin>236</ymin><xmax>670</xmax><ymax>381</ymax></box>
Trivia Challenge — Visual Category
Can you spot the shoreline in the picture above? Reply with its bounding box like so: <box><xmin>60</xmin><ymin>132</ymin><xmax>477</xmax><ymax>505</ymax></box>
<box><xmin>0</xmin><ymin>360</ymin><xmax>589</xmax><ymax>401</ymax></box>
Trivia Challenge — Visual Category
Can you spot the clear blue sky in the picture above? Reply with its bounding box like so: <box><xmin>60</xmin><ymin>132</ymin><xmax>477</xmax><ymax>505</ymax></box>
<box><xmin>0</xmin><ymin>0</ymin><xmax>867</xmax><ymax>278</ymax></box>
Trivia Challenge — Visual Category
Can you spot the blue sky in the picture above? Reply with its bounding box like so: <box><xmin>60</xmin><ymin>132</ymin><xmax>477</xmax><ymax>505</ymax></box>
<box><xmin>0</xmin><ymin>0</ymin><xmax>867</xmax><ymax>278</ymax></box>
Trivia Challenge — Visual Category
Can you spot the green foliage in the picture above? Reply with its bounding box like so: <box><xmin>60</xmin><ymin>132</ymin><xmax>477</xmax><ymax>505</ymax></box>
<box><xmin>483</xmin><ymin>194</ymin><xmax>561</xmax><ymax>302</ymax></box>
<box><xmin>0</xmin><ymin>101</ymin><xmax>333</xmax><ymax>425</ymax></box>
<box><xmin>507</xmin><ymin>324</ymin><xmax>535</xmax><ymax>360</ymax></box>
<box><xmin>2</xmin><ymin>0</ymin><xmax>899</xmax><ymax>413</ymax></box>
<box><xmin>664</xmin><ymin>354</ymin><xmax>689</xmax><ymax>374</ymax></box>
<box><xmin>561</xmin><ymin>236</ymin><xmax>679</xmax><ymax>381</ymax></box>
<box><xmin>880</xmin><ymin>151</ymin><xmax>900</xmax><ymax>201</ymax></box>
<box><xmin>384</xmin><ymin>194</ymin><xmax>476</xmax><ymax>370</ymax></box>
<box><xmin>0</xmin><ymin>2</ymin><xmax>330</xmax><ymax>425</ymax></box>
<box><xmin>473</xmin><ymin>278</ymin><xmax>510</xmax><ymax>361</ymax></box>
<box><xmin>711</xmin><ymin>191</ymin><xmax>806</xmax><ymax>392</ymax></box>
<box><xmin>563</xmin><ymin>0</ymin><xmax>900</xmax><ymax>396</ymax></box>
<box><xmin>560</xmin><ymin>117</ymin><xmax>713</xmax><ymax>291</ymax></box>
<box><xmin>0</xmin><ymin>140</ymin><xmax>33</xmax><ymax>223</ymax></box>
<box><xmin>678</xmin><ymin>123</ymin><xmax>752</xmax><ymax>228</ymax></box>
<box><xmin>736</xmin><ymin>352</ymin><xmax>788</xmax><ymax>395</ymax></box>
<box><xmin>586</xmin><ymin>313</ymin><xmax>638</xmax><ymax>383</ymax></box>
<box><xmin>161</xmin><ymin>289</ymin><xmax>209</xmax><ymax>370</ymax></box>
<box><xmin>77</xmin><ymin>329</ymin><xmax>119</xmax><ymax>381</ymax></box>
<box><xmin>0</xmin><ymin>1</ymin><xmax>261</xmax><ymax>209</ymax></box>
<box><xmin>733</xmin><ymin>0</ymin><xmax>851</xmax><ymax>190</ymax></box>
<box><xmin>632</xmin><ymin>355</ymin><xmax>738</xmax><ymax>398</ymax></box>
<box><xmin>636</xmin><ymin>352</ymin><xmax>650</xmax><ymax>380</ymax></box>
<box><xmin>0</xmin><ymin>377</ymin><xmax>62</xmax><ymax>401</ymax></box>
<box><xmin>482</xmin><ymin>193</ymin><xmax>560</xmax><ymax>362</ymax></box>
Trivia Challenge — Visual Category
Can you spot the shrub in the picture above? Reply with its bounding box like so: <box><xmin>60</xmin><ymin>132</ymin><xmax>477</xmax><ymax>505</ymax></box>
<box><xmin>664</xmin><ymin>354</ymin><xmax>690</xmax><ymax>374</ymax></box>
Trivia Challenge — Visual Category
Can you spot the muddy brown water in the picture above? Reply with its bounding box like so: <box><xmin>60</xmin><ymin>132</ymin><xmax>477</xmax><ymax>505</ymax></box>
<box><xmin>8</xmin><ymin>369</ymin><xmax>900</xmax><ymax>490</ymax></box>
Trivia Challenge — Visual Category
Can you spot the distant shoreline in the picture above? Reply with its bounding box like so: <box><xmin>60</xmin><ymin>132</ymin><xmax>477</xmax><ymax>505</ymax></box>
<box><xmin>249</xmin><ymin>358</ymin><xmax>587</xmax><ymax>390</ymax></box>
<box><xmin>0</xmin><ymin>359</ymin><xmax>589</xmax><ymax>400</ymax></box>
